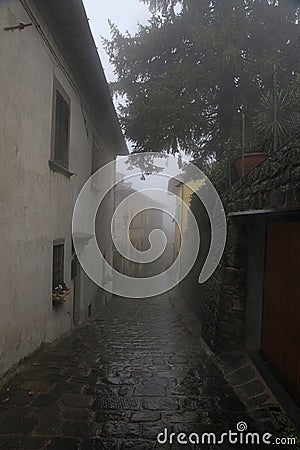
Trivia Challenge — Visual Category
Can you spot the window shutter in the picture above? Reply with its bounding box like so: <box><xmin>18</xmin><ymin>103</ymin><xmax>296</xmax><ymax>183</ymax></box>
<box><xmin>54</xmin><ymin>90</ymin><xmax>70</xmax><ymax>167</ymax></box>
<box><xmin>92</xmin><ymin>140</ymin><xmax>101</xmax><ymax>189</ymax></box>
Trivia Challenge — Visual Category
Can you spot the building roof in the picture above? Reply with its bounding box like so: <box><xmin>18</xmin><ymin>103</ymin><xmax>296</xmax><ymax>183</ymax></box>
<box><xmin>115</xmin><ymin>182</ymin><xmax>166</xmax><ymax>209</ymax></box>
<box><xmin>33</xmin><ymin>0</ymin><xmax>128</xmax><ymax>155</ymax></box>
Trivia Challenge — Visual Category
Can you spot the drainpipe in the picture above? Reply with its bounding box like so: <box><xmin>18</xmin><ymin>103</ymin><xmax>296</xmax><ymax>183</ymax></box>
<box><xmin>242</xmin><ymin>112</ymin><xmax>245</xmax><ymax>177</ymax></box>
<box><xmin>273</xmin><ymin>64</ymin><xmax>278</xmax><ymax>153</ymax></box>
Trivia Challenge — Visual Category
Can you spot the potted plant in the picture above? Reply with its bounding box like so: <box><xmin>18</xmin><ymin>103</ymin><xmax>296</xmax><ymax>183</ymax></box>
<box><xmin>234</xmin><ymin>108</ymin><xmax>268</xmax><ymax>178</ymax></box>
<box><xmin>235</xmin><ymin>86</ymin><xmax>299</xmax><ymax>178</ymax></box>
<box><xmin>235</xmin><ymin>152</ymin><xmax>268</xmax><ymax>178</ymax></box>
<box><xmin>52</xmin><ymin>282</ymin><xmax>71</xmax><ymax>305</ymax></box>
<box><xmin>253</xmin><ymin>88</ymin><xmax>299</xmax><ymax>152</ymax></box>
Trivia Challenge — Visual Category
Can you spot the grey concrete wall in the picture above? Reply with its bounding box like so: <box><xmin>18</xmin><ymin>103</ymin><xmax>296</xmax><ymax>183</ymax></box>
<box><xmin>0</xmin><ymin>0</ymin><xmax>116</xmax><ymax>376</ymax></box>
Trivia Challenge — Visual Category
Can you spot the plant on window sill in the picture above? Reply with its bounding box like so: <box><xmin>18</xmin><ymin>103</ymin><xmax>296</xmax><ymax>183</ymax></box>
<box><xmin>52</xmin><ymin>282</ymin><xmax>71</xmax><ymax>305</ymax></box>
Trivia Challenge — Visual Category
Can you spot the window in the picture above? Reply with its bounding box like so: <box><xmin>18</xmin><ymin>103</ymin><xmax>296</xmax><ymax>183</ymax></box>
<box><xmin>52</xmin><ymin>242</ymin><xmax>64</xmax><ymax>290</ymax></box>
<box><xmin>49</xmin><ymin>80</ymin><xmax>71</xmax><ymax>175</ymax></box>
<box><xmin>53</xmin><ymin>89</ymin><xmax>70</xmax><ymax>167</ymax></box>
<box><xmin>91</xmin><ymin>138</ymin><xmax>101</xmax><ymax>189</ymax></box>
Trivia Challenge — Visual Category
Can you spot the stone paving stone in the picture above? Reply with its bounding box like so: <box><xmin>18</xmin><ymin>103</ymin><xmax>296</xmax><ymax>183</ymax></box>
<box><xmin>58</xmin><ymin>381</ymin><xmax>87</xmax><ymax>395</ymax></box>
<box><xmin>131</xmin><ymin>411</ymin><xmax>161</xmax><ymax>422</ymax></box>
<box><xmin>220</xmin><ymin>352</ymin><xmax>248</xmax><ymax>373</ymax></box>
<box><xmin>79</xmin><ymin>437</ymin><xmax>121</xmax><ymax>449</ymax></box>
<box><xmin>22</xmin><ymin>436</ymin><xmax>49</xmax><ymax>449</ymax></box>
<box><xmin>119</xmin><ymin>386</ymin><xmax>135</xmax><ymax>396</ymax></box>
<box><xmin>31</xmin><ymin>407</ymin><xmax>61</xmax><ymax>435</ymax></box>
<box><xmin>0</xmin><ymin>290</ymin><xmax>273</xmax><ymax>449</ymax></box>
<box><xmin>169</xmin><ymin>385</ymin><xmax>201</xmax><ymax>396</ymax></box>
<box><xmin>105</xmin><ymin>376</ymin><xmax>136</xmax><ymax>385</ymax></box>
<box><xmin>62</xmin><ymin>407</ymin><xmax>94</xmax><ymax>421</ymax></box>
<box><xmin>102</xmin><ymin>421</ymin><xmax>140</xmax><ymax>438</ymax></box>
<box><xmin>0</xmin><ymin>435</ymin><xmax>23</xmax><ymax>449</ymax></box>
<box><xmin>235</xmin><ymin>379</ymin><xmax>266</xmax><ymax>398</ymax></box>
<box><xmin>96</xmin><ymin>410</ymin><xmax>129</xmax><ymax>423</ymax></box>
<box><xmin>20</xmin><ymin>379</ymin><xmax>54</xmax><ymax>392</ymax></box>
<box><xmin>87</xmin><ymin>384</ymin><xmax>119</xmax><ymax>396</ymax></box>
<box><xmin>142</xmin><ymin>422</ymin><xmax>175</xmax><ymax>440</ymax></box>
<box><xmin>0</xmin><ymin>407</ymin><xmax>35</xmax><ymax>434</ymax></box>
<box><xmin>31</xmin><ymin>392</ymin><xmax>61</xmax><ymax>407</ymax></box>
<box><xmin>93</xmin><ymin>396</ymin><xmax>141</xmax><ymax>410</ymax></box>
<box><xmin>3</xmin><ymin>388</ymin><xmax>34</xmax><ymax>407</ymax></box>
<box><xmin>169</xmin><ymin>356</ymin><xmax>188</xmax><ymax>364</ymax></box>
<box><xmin>162</xmin><ymin>411</ymin><xmax>204</xmax><ymax>424</ymax></box>
<box><xmin>46</xmin><ymin>437</ymin><xmax>80</xmax><ymax>449</ymax></box>
<box><xmin>142</xmin><ymin>397</ymin><xmax>180</xmax><ymax>411</ymax></box>
<box><xmin>227</xmin><ymin>365</ymin><xmax>256</xmax><ymax>386</ymax></box>
<box><xmin>61</xmin><ymin>420</ymin><xmax>102</xmax><ymax>438</ymax></box>
<box><xmin>135</xmin><ymin>384</ymin><xmax>166</xmax><ymax>397</ymax></box>
<box><xmin>130</xmin><ymin>369</ymin><xmax>152</xmax><ymax>378</ymax></box>
<box><xmin>61</xmin><ymin>393</ymin><xmax>93</xmax><ymax>408</ymax></box>
<box><xmin>248</xmin><ymin>392</ymin><xmax>270</xmax><ymax>407</ymax></box>
<box><xmin>122</xmin><ymin>439</ymin><xmax>154</xmax><ymax>449</ymax></box>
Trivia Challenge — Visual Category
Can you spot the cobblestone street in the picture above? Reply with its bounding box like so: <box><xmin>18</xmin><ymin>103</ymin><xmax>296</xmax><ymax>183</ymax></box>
<box><xmin>0</xmin><ymin>293</ymin><xmax>262</xmax><ymax>449</ymax></box>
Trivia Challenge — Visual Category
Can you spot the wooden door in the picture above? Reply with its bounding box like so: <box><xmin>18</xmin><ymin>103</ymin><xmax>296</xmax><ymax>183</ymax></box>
<box><xmin>262</xmin><ymin>220</ymin><xmax>300</xmax><ymax>404</ymax></box>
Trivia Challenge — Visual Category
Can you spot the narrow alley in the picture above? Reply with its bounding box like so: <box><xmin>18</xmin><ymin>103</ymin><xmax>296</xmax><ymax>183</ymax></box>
<box><xmin>0</xmin><ymin>292</ymin><xmax>261</xmax><ymax>450</ymax></box>
<box><xmin>1</xmin><ymin>1</ymin><xmax>300</xmax><ymax>449</ymax></box>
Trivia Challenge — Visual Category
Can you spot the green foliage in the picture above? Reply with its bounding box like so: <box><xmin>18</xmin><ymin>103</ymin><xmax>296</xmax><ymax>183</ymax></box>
<box><xmin>253</xmin><ymin>86</ymin><xmax>300</xmax><ymax>152</ymax></box>
<box><xmin>274</xmin><ymin>410</ymin><xmax>300</xmax><ymax>448</ymax></box>
<box><xmin>205</xmin><ymin>159</ymin><xmax>230</xmax><ymax>195</ymax></box>
<box><xmin>104</xmin><ymin>0</ymin><xmax>300</xmax><ymax>160</ymax></box>
<box><xmin>140</xmin><ymin>0</ymin><xmax>179</xmax><ymax>15</ymax></box>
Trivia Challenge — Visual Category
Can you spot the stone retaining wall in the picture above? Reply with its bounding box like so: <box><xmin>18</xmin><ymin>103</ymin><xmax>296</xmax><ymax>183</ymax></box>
<box><xmin>200</xmin><ymin>140</ymin><xmax>300</xmax><ymax>351</ymax></box>
<box><xmin>227</xmin><ymin>144</ymin><xmax>300</xmax><ymax>213</ymax></box>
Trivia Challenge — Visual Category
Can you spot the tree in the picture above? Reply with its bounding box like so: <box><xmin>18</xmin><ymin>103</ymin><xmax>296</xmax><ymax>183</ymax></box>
<box><xmin>104</xmin><ymin>0</ymin><xmax>299</xmax><ymax>161</ymax></box>
<box><xmin>253</xmin><ymin>87</ymin><xmax>300</xmax><ymax>152</ymax></box>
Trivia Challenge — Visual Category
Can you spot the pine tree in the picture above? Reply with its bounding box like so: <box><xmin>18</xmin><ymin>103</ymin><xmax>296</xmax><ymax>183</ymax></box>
<box><xmin>104</xmin><ymin>0</ymin><xmax>299</xmax><ymax>161</ymax></box>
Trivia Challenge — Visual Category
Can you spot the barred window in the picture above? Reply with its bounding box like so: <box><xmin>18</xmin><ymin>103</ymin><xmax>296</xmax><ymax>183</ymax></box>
<box><xmin>53</xmin><ymin>89</ymin><xmax>70</xmax><ymax>168</ymax></box>
<box><xmin>52</xmin><ymin>242</ymin><xmax>64</xmax><ymax>290</ymax></box>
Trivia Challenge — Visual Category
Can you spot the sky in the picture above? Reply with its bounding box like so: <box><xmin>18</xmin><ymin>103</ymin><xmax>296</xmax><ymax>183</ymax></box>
<box><xmin>82</xmin><ymin>0</ymin><xmax>151</xmax><ymax>82</ymax></box>
<box><xmin>81</xmin><ymin>0</ymin><xmax>178</xmax><ymax>213</ymax></box>
<box><xmin>81</xmin><ymin>1</ymin><xmax>180</xmax><ymax>226</ymax></box>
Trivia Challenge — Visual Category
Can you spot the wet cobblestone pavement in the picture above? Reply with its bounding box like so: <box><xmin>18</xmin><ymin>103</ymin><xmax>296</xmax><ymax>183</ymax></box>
<box><xmin>0</xmin><ymin>293</ymin><xmax>264</xmax><ymax>449</ymax></box>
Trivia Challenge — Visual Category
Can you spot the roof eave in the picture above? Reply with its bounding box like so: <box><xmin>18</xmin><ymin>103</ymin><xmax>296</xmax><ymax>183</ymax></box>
<box><xmin>33</xmin><ymin>0</ymin><xmax>128</xmax><ymax>155</ymax></box>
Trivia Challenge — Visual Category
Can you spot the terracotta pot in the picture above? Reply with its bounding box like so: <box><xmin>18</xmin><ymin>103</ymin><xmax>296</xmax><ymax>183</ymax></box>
<box><xmin>235</xmin><ymin>152</ymin><xmax>268</xmax><ymax>178</ymax></box>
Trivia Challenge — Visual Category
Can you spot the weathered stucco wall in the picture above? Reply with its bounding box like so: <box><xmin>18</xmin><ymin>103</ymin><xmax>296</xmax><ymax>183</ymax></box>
<box><xmin>0</xmin><ymin>0</ymin><xmax>116</xmax><ymax>376</ymax></box>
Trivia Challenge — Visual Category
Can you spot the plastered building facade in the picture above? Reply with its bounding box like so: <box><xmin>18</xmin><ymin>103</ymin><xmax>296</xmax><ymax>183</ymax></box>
<box><xmin>0</xmin><ymin>0</ymin><xmax>127</xmax><ymax>376</ymax></box>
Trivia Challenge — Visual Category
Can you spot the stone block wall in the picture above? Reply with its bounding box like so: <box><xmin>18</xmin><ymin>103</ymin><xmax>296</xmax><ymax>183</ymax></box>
<box><xmin>201</xmin><ymin>221</ymin><xmax>247</xmax><ymax>352</ymax></box>
<box><xmin>227</xmin><ymin>144</ymin><xmax>300</xmax><ymax>213</ymax></box>
<box><xmin>200</xmin><ymin>140</ymin><xmax>300</xmax><ymax>352</ymax></box>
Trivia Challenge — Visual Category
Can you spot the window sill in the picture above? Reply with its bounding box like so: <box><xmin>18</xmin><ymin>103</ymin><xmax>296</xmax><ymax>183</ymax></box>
<box><xmin>49</xmin><ymin>160</ymin><xmax>74</xmax><ymax>177</ymax></box>
<box><xmin>52</xmin><ymin>287</ymin><xmax>71</xmax><ymax>306</ymax></box>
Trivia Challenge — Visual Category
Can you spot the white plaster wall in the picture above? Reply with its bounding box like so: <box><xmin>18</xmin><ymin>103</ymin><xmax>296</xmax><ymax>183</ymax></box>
<box><xmin>0</xmin><ymin>0</ymin><xmax>116</xmax><ymax>375</ymax></box>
